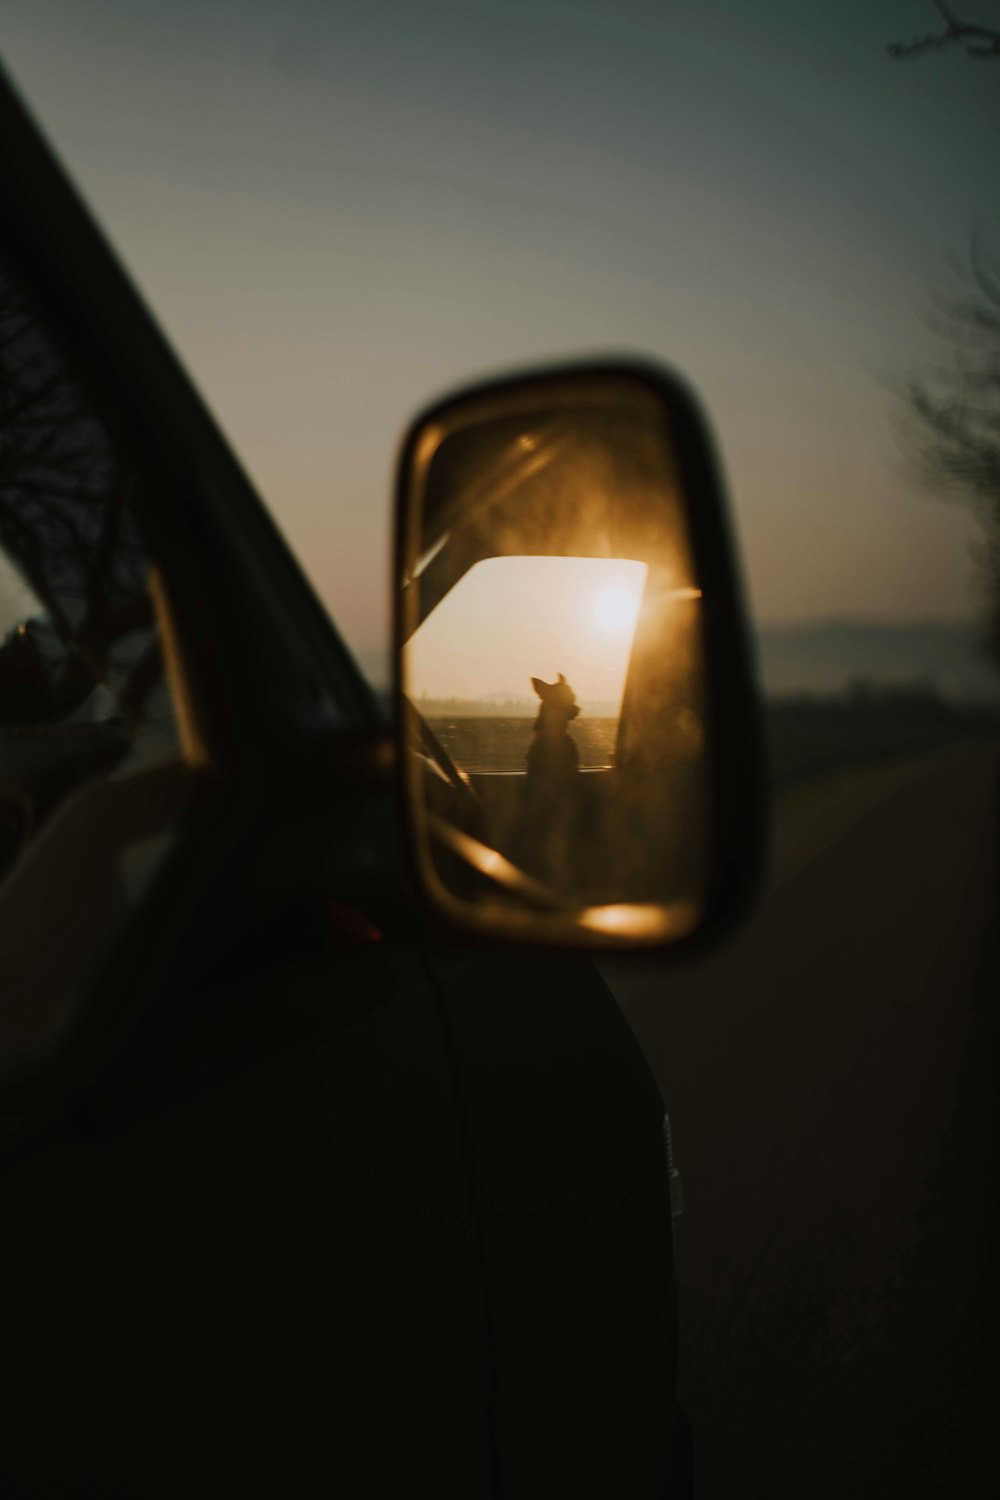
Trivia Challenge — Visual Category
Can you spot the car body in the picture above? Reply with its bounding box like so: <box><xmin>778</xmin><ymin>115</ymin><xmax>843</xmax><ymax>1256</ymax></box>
<box><xmin>0</xmin><ymin>56</ymin><xmax>759</xmax><ymax>1497</ymax></box>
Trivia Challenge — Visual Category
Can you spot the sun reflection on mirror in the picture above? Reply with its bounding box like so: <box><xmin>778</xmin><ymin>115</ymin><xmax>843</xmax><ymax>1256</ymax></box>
<box><xmin>591</xmin><ymin>583</ymin><xmax>642</xmax><ymax>636</ymax></box>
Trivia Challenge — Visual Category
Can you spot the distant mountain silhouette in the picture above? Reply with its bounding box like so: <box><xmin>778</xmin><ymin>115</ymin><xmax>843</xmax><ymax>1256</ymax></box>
<box><xmin>758</xmin><ymin>618</ymin><xmax>999</xmax><ymax>700</ymax></box>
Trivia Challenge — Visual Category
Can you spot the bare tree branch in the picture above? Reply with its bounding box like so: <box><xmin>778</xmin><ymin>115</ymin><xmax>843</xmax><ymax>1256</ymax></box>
<box><xmin>887</xmin><ymin>1</ymin><xmax>1000</xmax><ymax>59</ymax></box>
<box><xmin>0</xmin><ymin>261</ymin><xmax>158</xmax><ymax>723</ymax></box>
<box><xmin>898</xmin><ymin>241</ymin><xmax>1000</xmax><ymax>667</ymax></box>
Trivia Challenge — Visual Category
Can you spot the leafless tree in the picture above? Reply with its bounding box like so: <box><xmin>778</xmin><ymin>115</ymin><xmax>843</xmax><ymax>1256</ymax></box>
<box><xmin>887</xmin><ymin>1</ymin><xmax>1000</xmax><ymax>60</ymax></box>
<box><xmin>0</xmin><ymin>260</ymin><xmax>158</xmax><ymax>724</ymax></box>
<box><xmin>886</xmin><ymin>8</ymin><xmax>999</xmax><ymax>666</ymax></box>
<box><xmin>899</xmin><ymin>238</ymin><xmax>1000</xmax><ymax>666</ymax></box>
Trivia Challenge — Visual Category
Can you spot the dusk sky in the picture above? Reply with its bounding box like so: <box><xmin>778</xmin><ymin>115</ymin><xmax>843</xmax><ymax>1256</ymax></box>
<box><xmin>4</xmin><ymin>1</ymin><xmax>999</xmax><ymax>682</ymax></box>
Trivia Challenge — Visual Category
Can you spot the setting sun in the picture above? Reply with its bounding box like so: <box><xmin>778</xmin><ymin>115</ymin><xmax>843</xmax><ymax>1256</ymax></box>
<box><xmin>591</xmin><ymin>583</ymin><xmax>642</xmax><ymax>636</ymax></box>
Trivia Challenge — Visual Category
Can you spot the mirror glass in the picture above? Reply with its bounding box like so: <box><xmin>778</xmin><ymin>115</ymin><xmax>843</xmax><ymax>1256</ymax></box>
<box><xmin>398</xmin><ymin>373</ymin><xmax>713</xmax><ymax>945</ymax></box>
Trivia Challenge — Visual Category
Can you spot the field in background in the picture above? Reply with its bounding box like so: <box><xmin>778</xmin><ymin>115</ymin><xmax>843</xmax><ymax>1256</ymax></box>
<box><xmin>765</xmin><ymin>684</ymin><xmax>1000</xmax><ymax>787</ymax></box>
<box><xmin>425</xmin><ymin>715</ymin><xmax>617</xmax><ymax>773</ymax></box>
<box><xmin>418</xmin><ymin>685</ymin><xmax>1000</xmax><ymax>784</ymax></box>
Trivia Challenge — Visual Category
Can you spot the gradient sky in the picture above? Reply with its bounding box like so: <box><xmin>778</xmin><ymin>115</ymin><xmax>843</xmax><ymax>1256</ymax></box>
<box><xmin>4</xmin><ymin>1</ymin><xmax>999</xmax><ymax>681</ymax></box>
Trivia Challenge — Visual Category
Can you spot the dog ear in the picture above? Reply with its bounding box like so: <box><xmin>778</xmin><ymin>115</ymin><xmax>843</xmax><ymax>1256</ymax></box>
<box><xmin>531</xmin><ymin>677</ymin><xmax>549</xmax><ymax>699</ymax></box>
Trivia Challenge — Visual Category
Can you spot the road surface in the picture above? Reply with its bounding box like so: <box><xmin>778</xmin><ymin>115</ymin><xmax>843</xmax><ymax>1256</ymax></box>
<box><xmin>603</xmin><ymin>743</ymin><xmax>999</xmax><ymax>1498</ymax></box>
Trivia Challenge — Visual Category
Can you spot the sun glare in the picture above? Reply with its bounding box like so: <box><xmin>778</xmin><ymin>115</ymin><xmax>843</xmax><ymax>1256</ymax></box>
<box><xmin>592</xmin><ymin>583</ymin><xmax>641</xmax><ymax>636</ymax></box>
<box><xmin>407</xmin><ymin>555</ymin><xmax>648</xmax><ymax>707</ymax></box>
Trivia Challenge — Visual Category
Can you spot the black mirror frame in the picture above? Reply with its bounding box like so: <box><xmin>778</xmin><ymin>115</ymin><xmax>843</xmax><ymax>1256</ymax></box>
<box><xmin>393</xmin><ymin>357</ymin><xmax>767</xmax><ymax>954</ymax></box>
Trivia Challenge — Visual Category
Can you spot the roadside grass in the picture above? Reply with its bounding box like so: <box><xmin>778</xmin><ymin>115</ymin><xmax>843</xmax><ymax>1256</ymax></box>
<box><xmin>765</xmin><ymin>685</ymin><xmax>1000</xmax><ymax>792</ymax></box>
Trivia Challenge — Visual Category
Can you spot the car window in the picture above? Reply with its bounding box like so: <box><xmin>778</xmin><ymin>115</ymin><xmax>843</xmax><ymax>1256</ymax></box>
<box><xmin>406</xmin><ymin>554</ymin><xmax>647</xmax><ymax>774</ymax></box>
<box><xmin>0</xmin><ymin>249</ymin><xmax>191</xmax><ymax>1072</ymax></box>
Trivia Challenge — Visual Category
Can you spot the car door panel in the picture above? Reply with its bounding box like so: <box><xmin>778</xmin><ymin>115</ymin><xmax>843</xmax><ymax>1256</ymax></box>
<box><xmin>427</xmin><ymin>948</ymin><xmax>677</xmax><ymax>1496</ymax></box>
<box><xmin>1</xmin><ymin>952</ymin><xmax>494</xmax><ymax>1497</ymax></box>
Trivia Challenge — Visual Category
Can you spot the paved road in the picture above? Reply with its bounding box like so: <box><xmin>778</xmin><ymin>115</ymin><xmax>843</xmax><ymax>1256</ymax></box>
<box><xmin>602</xmin><ymin>744</ymin><xmax>1000</xmax><ymax>1499</ymax></box>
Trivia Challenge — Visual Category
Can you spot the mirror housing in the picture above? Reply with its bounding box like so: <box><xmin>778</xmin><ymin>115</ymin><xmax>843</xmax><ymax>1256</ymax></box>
<box><xmin>393</xmin><ymin>360</ymin><xmax>764</xmax><ymax>951</ymax></box>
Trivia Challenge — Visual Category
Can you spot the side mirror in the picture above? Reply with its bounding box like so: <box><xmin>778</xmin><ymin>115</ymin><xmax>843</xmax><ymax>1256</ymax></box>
<box><xmin>393</xmin><ymin>360</ymin><xmax>764</xmax><ymax>950</ymax></box>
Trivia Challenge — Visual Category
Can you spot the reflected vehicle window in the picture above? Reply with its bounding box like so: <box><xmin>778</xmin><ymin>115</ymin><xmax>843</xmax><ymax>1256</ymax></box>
<box><xmin>0</xmin><ymin>255</ymin><xmax>187</xmax><ymax>1070</ymax></box>
<box><xmin>406</xmin><ymin>554</ymin><xmax>650</xmax><ymax>897</ymax></box>
<box><xmin>407</xmin><ymin>555</ymin><xmax>647</xmax><ymax>774</ymax></box>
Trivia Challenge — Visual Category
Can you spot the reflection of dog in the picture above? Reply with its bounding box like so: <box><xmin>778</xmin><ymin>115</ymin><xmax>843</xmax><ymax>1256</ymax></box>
<box><xmin>526</xmin><ymin>673</ymin><xmax>579</xmax><ymax>786</ymax></box>
<box><xmin>516</xmin><ymin>673</ymin><xmax>580</xmax><ymax>885</ymax></box>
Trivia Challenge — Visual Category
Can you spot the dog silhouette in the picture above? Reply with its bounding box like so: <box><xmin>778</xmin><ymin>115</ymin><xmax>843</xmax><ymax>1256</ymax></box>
<box><xmin>513</xmin><ymin>673</ymin><xmax>581</xmax><ymax>886</ymax></box>
<box><xmin>526</xmin><ymin>673</ymin><xmax>580</xmax><ymax>786</ymax></box>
